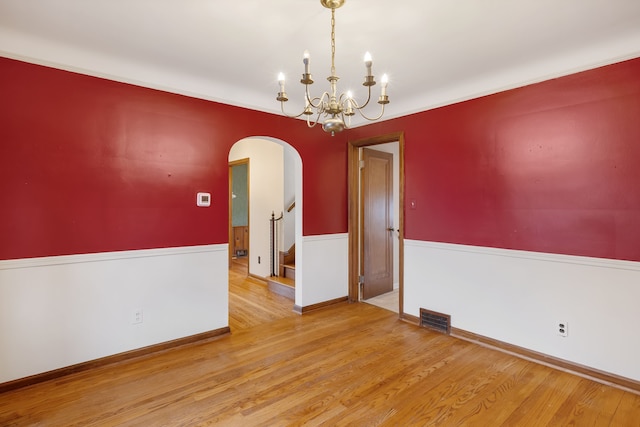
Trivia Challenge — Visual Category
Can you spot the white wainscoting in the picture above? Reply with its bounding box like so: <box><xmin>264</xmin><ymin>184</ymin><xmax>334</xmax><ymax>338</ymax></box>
<box><xmin>0</xmin><ymin>244</ymin><xmax>228</xmax><ymax>384</ymax></box>
<box><xmin>404</xmin><ymin>240</ymin><xmax>640</xmax><ymax>382</ymax></box>
<box><xmin>298</xmin><ymin>234</ymin><xmax>349</xmax><ymax>308</ymax></box>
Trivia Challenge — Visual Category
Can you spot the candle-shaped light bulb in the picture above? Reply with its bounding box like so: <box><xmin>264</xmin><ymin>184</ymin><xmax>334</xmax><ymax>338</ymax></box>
<box><xmin>345</xmin><ymin>90</ymin><xmax>355</xmax><ymax>115</ymax></box>
<box><xmin>381</xmin><ymin>74</ymin><xmax>389</xmax><ymax>96</ymax></box>
<box><xmin>278</xmin><ymin>72</ymin><xmax>286</xmax><ymax>92</ymax></box>
<box><xmin>364</xmin><ymin>52</ymin><xmax>373</xmax><ymax>77</ymax></box>
<box><xmin>303</xmin><ymin>50</ymin><xmax>310</xmax><ymax>75</ymax></box>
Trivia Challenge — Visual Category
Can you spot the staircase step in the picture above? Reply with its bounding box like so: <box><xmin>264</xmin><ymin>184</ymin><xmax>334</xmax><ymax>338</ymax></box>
<box><xmin>267</xmin><ymin>277</ymin><xmax>294</xmax><ymax>300</ymax></box>
<box><xmin>283</xmin><ymin>264</ymin><xmax>295</xmax><ymax>280</ymax></box>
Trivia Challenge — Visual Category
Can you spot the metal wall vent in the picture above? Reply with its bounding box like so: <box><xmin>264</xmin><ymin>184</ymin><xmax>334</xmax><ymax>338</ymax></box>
<box><xmin>420</xmin><ymin>308</ymin><xmax>451</xmax><ymax>335</ymax></box>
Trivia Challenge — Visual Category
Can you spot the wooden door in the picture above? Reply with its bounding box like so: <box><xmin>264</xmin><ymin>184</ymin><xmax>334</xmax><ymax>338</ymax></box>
<box><xmin>362</xmin><ymin>148</ymin><xmax>394</xmax><ymax>299</ymax></box>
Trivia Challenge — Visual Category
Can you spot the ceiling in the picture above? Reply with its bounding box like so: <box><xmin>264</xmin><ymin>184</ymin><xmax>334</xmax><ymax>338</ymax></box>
<box><xmin>1</xmin><ymin>0</ymin><xmax>640</xmax><ymax>127</ymax></box>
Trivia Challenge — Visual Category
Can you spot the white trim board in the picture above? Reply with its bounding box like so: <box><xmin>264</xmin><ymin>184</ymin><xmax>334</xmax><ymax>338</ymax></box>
<box><xmin>406</xmin><ymin>240</ymin><xmax>640</xmax><ymax>272</ymax></box>
<box><xmin>0</xmin><ymin>244</ymin><xmax>225</xmax><ymax>271</ymax></box>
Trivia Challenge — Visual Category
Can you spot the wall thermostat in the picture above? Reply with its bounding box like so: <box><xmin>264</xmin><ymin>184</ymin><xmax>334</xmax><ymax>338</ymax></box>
<box><xmin>197</xmin><ymin>192</ymin><xmax>211</xmax><ymax>207</ymax></box>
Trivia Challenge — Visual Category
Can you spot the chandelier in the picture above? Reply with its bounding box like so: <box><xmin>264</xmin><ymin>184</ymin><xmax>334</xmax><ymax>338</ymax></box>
<box><xmin>276</xmin><ymin>0</ymin><xmax>389</xmax><ymax>136</ymax></box>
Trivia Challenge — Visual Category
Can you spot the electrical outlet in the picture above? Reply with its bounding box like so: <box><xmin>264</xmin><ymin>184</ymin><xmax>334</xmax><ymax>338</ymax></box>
<box><xmin>557</xmin><ymin>321</ymin><xmax>568</xmax><ymax>337</ymax></box>
<box><xmin>133</xmin><ymin>309</ymin><xmax>143</xmax><ymax>324</ymax></box>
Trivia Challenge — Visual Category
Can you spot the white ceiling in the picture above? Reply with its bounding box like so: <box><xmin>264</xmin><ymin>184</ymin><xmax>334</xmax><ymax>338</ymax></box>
<box><xmin>1</xmin><ymin>0</ymin><xmax>640</xmax><ymax>126</ymax></box>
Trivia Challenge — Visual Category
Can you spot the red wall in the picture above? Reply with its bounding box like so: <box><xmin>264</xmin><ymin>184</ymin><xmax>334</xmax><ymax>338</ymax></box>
<box><xmin>349</xmin><ymin>57</ymin><xmax>640</xmax><ymax>262</ymax></box>
<box><xmin>0</xmin><ymin>57</ymin><xmax>348</xmax><ymax>260</ymax></box>
<box><xmin>3</xmin><ymin>56</ymin><xmax>640</xmax><ymax>263</ymax></box>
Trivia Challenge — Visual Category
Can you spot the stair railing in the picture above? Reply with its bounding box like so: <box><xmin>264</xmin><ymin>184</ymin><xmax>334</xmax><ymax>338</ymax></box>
<box><xmin>269</xmin><ymin>211</ymin><xmax>284</xmax><ymax>277</ymax></box>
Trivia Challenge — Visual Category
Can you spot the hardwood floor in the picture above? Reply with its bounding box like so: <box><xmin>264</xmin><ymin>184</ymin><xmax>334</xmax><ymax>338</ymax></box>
<box><xmin>1</xmin><ymin>263</ymin><xmax>639</xmax><ymax>426</ymax></box>
<box><xmin>228</xmin><ymin>256</ymin><xmax>297</xmax><ymax>331</ymax></box>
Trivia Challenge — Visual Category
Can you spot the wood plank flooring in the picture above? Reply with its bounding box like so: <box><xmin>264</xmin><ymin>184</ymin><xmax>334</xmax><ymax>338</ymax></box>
<box><xmin>1</xmin><ymin>262</ymin><xmax>639</xmax><ymax>426</ymax></box>
<box><xmin>228</xmin><ymin>257</ymin><xmax>297</xmax><ymax>331</ymax></box>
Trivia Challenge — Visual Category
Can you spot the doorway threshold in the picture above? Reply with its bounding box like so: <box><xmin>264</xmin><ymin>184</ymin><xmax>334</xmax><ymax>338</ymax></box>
<box><xmin>363</xmin><ymin>289</ymin><xmax>399</xmax><ymax>313</ymax></box>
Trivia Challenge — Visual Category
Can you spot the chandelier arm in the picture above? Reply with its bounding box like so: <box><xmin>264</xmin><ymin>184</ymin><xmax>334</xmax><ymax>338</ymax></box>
<box><xmin>358</xmin><ymin>85</ymin><xmax>374</xmax><ymax>109</ymax></box>
<box><xmin>308</xmin><ymin>98</ymin><xmax>323</xmax><ymax>110</ymax></box>
<box><xmin>340</xmin><ymin>85</ymin><xmax>373</xmax><ymax>111</ymax></box>
<box><xmin>354</xmin><ymin>103</ymin><xmax>387</xmax><ymax>122</ymax></box>
<box><xmin>306</xmin><ymin>108</ymin><xmax>324</xmax><ymax>128</ymax></box>
<box><xmin>305</xmin><ymin>86</ymin><xmax>329</xmax><ymax>110</ymax></box>
<box><xmin>342</xmin><ymin>111</ymin><xmax>352</xmax><ymax>129</ymax></box>
<box><xmin>279</xmin><ymin>102</ymin><xmax>309</xmax><ymax>119</ymax></box>
<box><xmin>318</xmin><ymin>91</ymin><xmax>331</xmax><ymax>114</ymax></box>
<box><xmin>340</xmin><ymin>94</ymin><xmax>360</xmax><ymax>111</ymax></box>
<box><xmin>344</xmin><ymin>96</ymin><xmax>359</xmax><ymax>109</ymax></box>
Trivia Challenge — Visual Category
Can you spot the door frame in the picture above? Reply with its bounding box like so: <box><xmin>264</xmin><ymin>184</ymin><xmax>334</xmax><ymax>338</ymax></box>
<box><xmin>348</xmin><ymin>132</ymin><xmax>405</xmax><ymax>315</ymax></box>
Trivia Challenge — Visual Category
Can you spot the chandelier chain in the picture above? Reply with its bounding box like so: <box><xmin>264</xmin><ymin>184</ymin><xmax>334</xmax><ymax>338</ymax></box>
<box><xmin>331</xmin><ymin>8</ymin><xmax>336</xmax><ymax>76</ymax></box>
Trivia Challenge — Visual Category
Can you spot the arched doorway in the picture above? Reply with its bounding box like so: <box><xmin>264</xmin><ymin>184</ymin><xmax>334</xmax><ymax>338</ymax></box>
<box><xmin>228</xmin><ymin>137</ymin><xmax>304</xmax><ymax>309</ymax></box>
